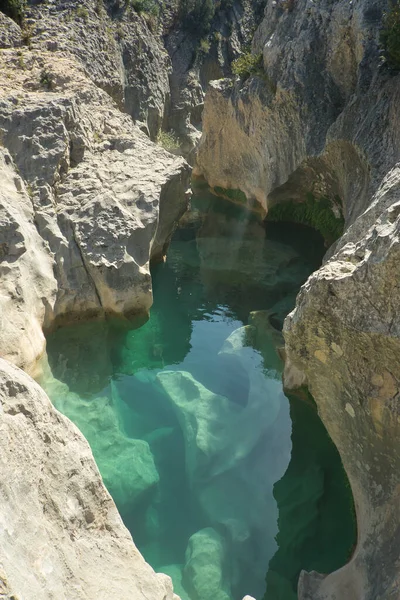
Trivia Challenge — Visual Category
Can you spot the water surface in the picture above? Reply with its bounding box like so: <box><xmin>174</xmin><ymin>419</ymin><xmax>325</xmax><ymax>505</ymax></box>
<box><xmin>40</xmin><ymin>195</ymin><xmax>355</xmax><ymax>600</ymax></box>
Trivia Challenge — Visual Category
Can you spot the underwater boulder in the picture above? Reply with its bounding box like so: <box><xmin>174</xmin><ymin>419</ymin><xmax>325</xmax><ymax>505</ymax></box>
<box><xmin>183</xmin><ymin>528</ymin><xmax>232</xmax><ymax>600</ymax></box>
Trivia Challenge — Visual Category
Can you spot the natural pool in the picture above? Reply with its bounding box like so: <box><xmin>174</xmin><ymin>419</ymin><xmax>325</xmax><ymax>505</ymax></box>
<box><xmin>39</xmin><ymin>193</ymin><xmax>356</xmax><ymax>600</ymax></box>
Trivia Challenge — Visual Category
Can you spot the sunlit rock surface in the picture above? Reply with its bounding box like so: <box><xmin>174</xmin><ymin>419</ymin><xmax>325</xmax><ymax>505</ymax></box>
<box><xmin>0</xmin><ymin>5</ymin><xmax>189</xmax><ymax>599</ymax></box>
<box><xmin>0</xmin><ymin>149</ymin><xmax>56</xmax><ymax>371</ymax></box>
<box><xmin>0</xmin><ymin>10</ymin><xmax>190</xmax><ymax>372</ymax></box>
<box><xmin>284</xmin><ymin>190</ymin><xmax>400</xmax><ymax>599</ymax></box>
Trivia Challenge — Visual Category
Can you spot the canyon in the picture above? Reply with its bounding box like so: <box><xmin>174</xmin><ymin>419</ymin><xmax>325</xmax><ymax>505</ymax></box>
<box><xmin>0</xmin><ymin>0</ymin><xmax>399</xmax><ymax>599</ymax></box>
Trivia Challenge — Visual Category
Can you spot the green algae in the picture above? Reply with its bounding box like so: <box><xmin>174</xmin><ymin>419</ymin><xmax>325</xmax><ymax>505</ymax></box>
<box><xmin>40</xmin><ymin>192</ymin><xmax>355</xmax><ymax>600</ymax></box>
<box><xmin>267</xmin><ymin>193</ymin><xmax>345</xmax><ymax>245</ymax></box>
<box><xmin>212</xmin><ymin>186</ymin><xmax>248</xmax><ymax>206</ymax></box>
<box><xmin>264</xmin><ymin>391</ymin><xmax>357</xmax><ymax>599</ymax></box>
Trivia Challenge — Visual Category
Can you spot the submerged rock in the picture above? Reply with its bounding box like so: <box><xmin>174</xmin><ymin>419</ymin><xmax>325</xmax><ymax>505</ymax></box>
<box><xmin>41</xmin><ymin>375</ymin><xmax>160</xmax><ymax>512</ymax></box>
<box><xmin>248</xmin><ymin>310</ymin><xmax>284</xmax><ymax>371</ymax></box>
<box><xmin>156</xmin><ymin>369</ymin><xmax>280</xmax><ymax>481</ymax></box>
<box><xmin>157</xmin><ymin>347</ymin><xmax>291</xmax><ymax>598</ymax></box>
<box><xmin>183</xmin><ymin>528</ymin><xmax>232</xmax><ymax>600</ymax></box>
<box><xmin>0</xmin><ymin>359</ymin><xmax>175</xmax><ymax>600</ymax></box>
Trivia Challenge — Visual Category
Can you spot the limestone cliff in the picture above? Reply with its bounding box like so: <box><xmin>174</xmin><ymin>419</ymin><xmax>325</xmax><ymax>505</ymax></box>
<box><xmin>162</xmin><ymin>0</ymin><xmax>265</xmax><ymax>161</ymax></box>
<box><xmin>0</xmin><ymin>6</ymin><xmax>191</xmax><ymax>372</ymax></box>
<box><xmin>196</xmin><ymin>0</ymin><xmax>400</xmax><ymax>598</ymax></box>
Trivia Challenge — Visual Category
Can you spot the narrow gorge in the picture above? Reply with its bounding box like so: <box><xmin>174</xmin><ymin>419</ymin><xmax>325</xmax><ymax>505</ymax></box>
<box><xmin>0</xmin><ymin>0</ymin><xmax>399</xmax><ymax>599</ymax></box>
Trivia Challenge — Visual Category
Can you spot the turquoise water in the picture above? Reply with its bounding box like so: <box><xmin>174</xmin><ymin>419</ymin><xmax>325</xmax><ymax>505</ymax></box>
<box><xmin>40</xmin><ymin>195</ymin><xmax>355</xmax><ymax>600</ymax></box>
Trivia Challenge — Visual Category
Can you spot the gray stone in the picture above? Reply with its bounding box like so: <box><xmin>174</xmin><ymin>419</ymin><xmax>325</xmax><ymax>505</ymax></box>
<box><xmin>0</xmin><ymin>149</ymin><xmax>56</xmax><ymax>373</ymax></box>
<box><xmin>0</xmin><ymin>39</ymin><xmax>190</xmax><ymax>369</ymax></box>
<box><xmin>183</xmin><ymin>528</ymin><xmax>232</xmax><ymax>600</ymax></box>
<box><xmin>0</xmin><ymin>12</ymin><xmax>22</xmax><ymax>49</ymax></box>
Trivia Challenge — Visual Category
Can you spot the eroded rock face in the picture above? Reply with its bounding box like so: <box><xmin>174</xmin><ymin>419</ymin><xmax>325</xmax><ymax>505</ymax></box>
<box><xmin>194</xmin><ymin>0</ymin><xmax>387</xmax><ymax>221</ymax></box>
<box><xmin>284</xmin><ymin>184</ymin><xmax>400</xmax><ymax>600</ymax></box>
<box><xmin>23</xmin><ymin>0</ymin><xmax>172</xmax><ymax>139</ymax></box>
<box><xmin>163</xmin><ymin>0</ymin><xmax>265</xmax><ymax>162</ymax></box>
<box><xmin>0</xmin><ymin>21</ymin><xmax>190</xmax><ymax>371</ymax></box>
<box><xmin>0</xmin><ymin>149</ymin><xmax>56</xmax><ymax>371</ymax></box>
<box><xmin>0</xmin><ymin>7</ymin><xmax>189</xmax><ymax>599</ymax></box>
<box><xmin>0</xmin><ymin>358</ymin><xmax>178</xmax><ymax>600</ymax></box>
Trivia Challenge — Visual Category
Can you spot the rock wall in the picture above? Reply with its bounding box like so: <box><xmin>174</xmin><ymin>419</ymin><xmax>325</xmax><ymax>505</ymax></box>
<box><xmin>0</xmin><ymin>8</ymin><xmax>190</xmax><ymax>372</ymax></box>
<box><xmin>195</xmin><ymin>0</ymin><xmax>400</xmax><ymax>598</ymax></box>
<box><xmin>163</xmin><ymin>0</ymin><xmax>265</xmax><ymax>162</ymax></box>
<box><xmin>194</xmin><ymin>0</ymin><xmax>388</xmax><ymax>220</ymax></box>
<box><xmin>24</xmin><ymin>0</ymin><xmax>172</xmax><ymax>139</ymax></box>
<box><xmin>284</xmin><ymin>184</ymin><xmax>400</xmax><ymax>599</ymax></box>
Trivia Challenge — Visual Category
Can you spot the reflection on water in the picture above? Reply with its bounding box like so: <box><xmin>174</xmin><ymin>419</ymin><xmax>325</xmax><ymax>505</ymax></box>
<box><xmin>39</xmin><ymin>193</ymin><xmax>355</xmax><ymax>600</ymax></box>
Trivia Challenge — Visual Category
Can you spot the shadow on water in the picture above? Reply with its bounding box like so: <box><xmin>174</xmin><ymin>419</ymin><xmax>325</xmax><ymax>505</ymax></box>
<box><xmin>264</xmin><ymin>391</ymin><xmax>356</xmax><ymax>600</ymax></box>
<box><xmin>41</xmin><ymin>189</ymin><xmax>356</xmax><ymax>600</ymax></box>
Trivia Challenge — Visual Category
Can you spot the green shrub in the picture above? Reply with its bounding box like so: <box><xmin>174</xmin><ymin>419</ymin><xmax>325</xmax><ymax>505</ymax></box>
<box><xmin>76</xmin><ymin>5</ymin><xmax>89</xmax><ymax>21</ymax></box>
<box><xmin>232</xmin><ymin>52</ymin><xmax>264</xmax><ymax>79</ymax></box>
<box><xmin>17</xmin><ymin>50</ymin><xmax>25</xmax><ymax>69</ymax></box>
<box><xmin>213</xmin><ymin>186</ymin><xmax>247</xmax><ymax>205</ymax></box>
<box><xmin>131</xmin><ymin>0</ymin><xmax>159</xmax><ymax>16</ymax></box>
<box><xmin>21</xmin><ymin>21</ymin><xmax>33</xmax><ymax>46</ymax></box>
<box><xmin>178</xmin><ymin>0</ymin><xmax>215</xmax><ymax>36</ymax></box>
<box><xmin>267</xmin><ymin>193</ymin><xmax>344</xmax><ymax>244</ymax></box>
<box><xmin>157</xmin><ymin>130</ymin><xmax>180</xmax><ymax>152</ymax></box>
<box><xmin>40</xmin><ymin>69</ymin><xmax>54</xmax><ymax>90</ymax></box>
<box><xmin>199</xmin><ymin>37</ymin><xmax>211</xmax><ymax>53</ymax></box>
<box><xmin>0</xmin><ymin>0</ymin><xmax>26</xmax><ymax>24</ymax></box>
<box><xmin>95</xmin><ymin>0</ymin><xmax>105</xmax><ymax>15</ymax></box>
<box><xmin>381</xmin><ymin>1</ymin><xmax>400</xmax><ymax>68</ymax></box>
<box><xmin>219</xmin><ymin>0</ymin><xmax>233</xmax><ymax>10</ymax></box>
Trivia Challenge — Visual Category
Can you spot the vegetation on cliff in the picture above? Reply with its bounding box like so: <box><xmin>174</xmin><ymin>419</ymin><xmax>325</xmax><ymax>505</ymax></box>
<box><xmin>213</xmin><ymin>185</ymin><xmax>248</xmax><ymax>205</ymax></box>
<box><xmin>381</xmin><ymin>0</ymin><xmax>400</xmax><ymax>68</ymax></box>
<box><xmin>178</xmin><ymin>0</ymin><xmax>215</xmax><ymax>35</ymax></box>
<box><xmin>232</xmin><ymin>52</ymin><xmax>264</xmax><ymax>79</ymax></box>
<box><xmin>0</xmin><ymin>0</ymin><xmax>25</xmax><ymax>23</ymax></box>
<box><xmin>267</xmin><ymin>194</ymin><xmax>344</xmax><ymax>245</ymax></box>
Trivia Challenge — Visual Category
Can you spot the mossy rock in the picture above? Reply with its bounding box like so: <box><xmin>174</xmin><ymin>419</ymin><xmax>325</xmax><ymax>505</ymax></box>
<box><xmin>213</xmin><ymin>186</ymin><xmax>248</xmax><ymax>206</ymax></box>
<box><xmin>267</xmin><ymin>193</ymin><xmax>344</xmax><ymax>245</ymax></box>
<box><xmin>381</xmin><ymin>1</ymin><xmax>400</xmax><ymax>70</ymax></box>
